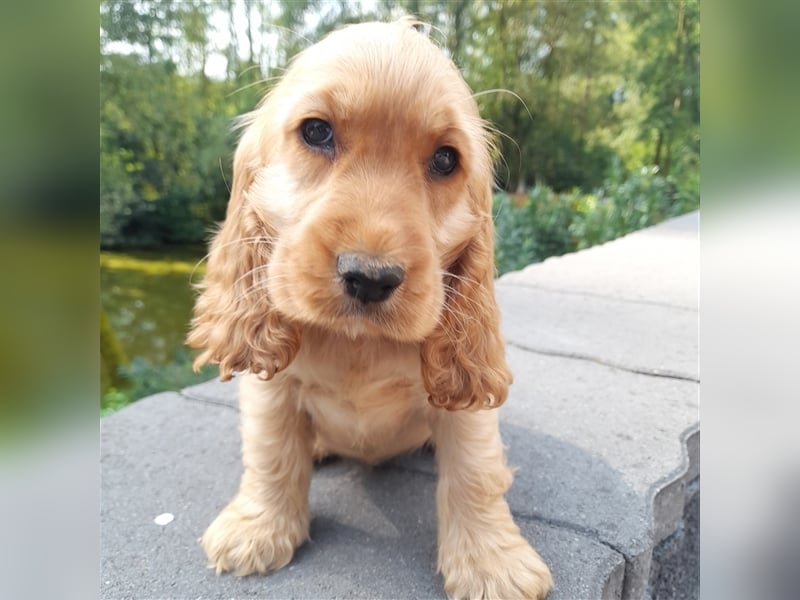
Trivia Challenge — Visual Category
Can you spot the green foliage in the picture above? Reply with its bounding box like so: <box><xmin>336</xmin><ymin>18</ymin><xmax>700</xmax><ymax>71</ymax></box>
<box><xmin>101</xmin><ymin>0</ymin><xmax>184</xmax><ymax>63</ymax></box>
<box><xmin>627</xmin><ymin>0</ymin><xmax>700</xmax><ymax>177</ymax></box>
<box><xmin>494</xmin><ymin>187</ymin><xmax>576</xmax><ymax>274</ymax></box>
<box><xmin>494</xmin><ymin>165</ymin><xmax>699</xmax><ymax>275</ymax></box>
<box><xmin>99</xmin><ymin>0</ymin><xmax>699</xmax><ymax>249</ymax></box>
<box><xmin>100</xmin><ymin>54</ymin><xmax>238</xmax><ymax>247</ymax></box>
<box><xmin>101</xmin><ymin>348</ymin><xmax>216</xmax><ymax>416</ymax></box>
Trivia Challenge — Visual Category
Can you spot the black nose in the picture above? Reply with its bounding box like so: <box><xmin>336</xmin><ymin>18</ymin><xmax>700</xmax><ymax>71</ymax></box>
<box><xmin>336</xmin><ymin>253</ymin><xmax>405</xmax><ymax>304</ymax></box>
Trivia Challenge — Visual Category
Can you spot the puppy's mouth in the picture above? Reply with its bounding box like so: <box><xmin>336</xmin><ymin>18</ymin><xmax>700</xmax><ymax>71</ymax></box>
<box><xmin>334</xmin><ymin>302</ymin><xmax>417</xmax><ymax>343</ymax></box>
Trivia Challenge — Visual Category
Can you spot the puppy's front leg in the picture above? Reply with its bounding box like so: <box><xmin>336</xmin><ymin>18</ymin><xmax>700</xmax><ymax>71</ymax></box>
<box><xmin>434</xmin><ymin>409</ymin><xmax>553</xmax><ymax>600</ymax></box>
<box><xmin>202</xmin><ymin>374</ymin><xmax>311</xmax><ymax>576</ymax></box>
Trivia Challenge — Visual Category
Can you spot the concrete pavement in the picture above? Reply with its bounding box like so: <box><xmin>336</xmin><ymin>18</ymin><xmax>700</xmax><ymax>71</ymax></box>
<box><xmin>101</xmin><ymin>211</ymin><xmax>699</xmax><ymax>599</ymax></box>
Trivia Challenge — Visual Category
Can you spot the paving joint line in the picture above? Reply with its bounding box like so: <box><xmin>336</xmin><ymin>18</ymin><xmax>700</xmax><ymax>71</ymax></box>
<box><xmin>496</xmin><ymin>280</ymin><xmax>697</xmax><ymax>313</ymax></box>
<box><xmin>512</xmin><ymin>511</ymin><xmax>626</xmax><ymax>558</ymax></box>
<box><xmin>506</xmin><ymin>340</ymin><xmax>700</xmax><ymax>383</ymax></box>
<box><xmin>179</xmin><ymin>390</ymin><xmax>239</xmax><ymax>411</ymax></box>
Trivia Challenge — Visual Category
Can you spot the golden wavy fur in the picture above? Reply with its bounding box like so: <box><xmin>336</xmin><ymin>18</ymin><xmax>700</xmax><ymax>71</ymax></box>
<box><xmin>188</xmin><ymin>19</ymin><xmax>552</xmax><ymax>599</ymax></box>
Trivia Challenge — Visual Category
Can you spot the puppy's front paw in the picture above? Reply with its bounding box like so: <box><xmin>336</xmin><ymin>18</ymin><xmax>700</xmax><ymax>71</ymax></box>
<box><xmin>440</xmin><ymin>534</ymin><xmax>553</xmax><ymax>600</ymax></box>
<box><xmin>201</xmin><ymin>496</ymin><xmax>309</xmax><ymax>576</ymax></box>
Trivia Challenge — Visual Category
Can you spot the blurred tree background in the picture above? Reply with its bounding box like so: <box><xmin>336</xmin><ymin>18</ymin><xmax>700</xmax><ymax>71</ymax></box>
<box><xmin>100</xmin><ymin>0</ymin><xmax>699</xmax><ymax>411</ymax></box>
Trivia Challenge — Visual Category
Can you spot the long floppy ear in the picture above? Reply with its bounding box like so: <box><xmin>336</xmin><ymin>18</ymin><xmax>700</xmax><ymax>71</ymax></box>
<box><xmin>420</xmin><ymin>203</ymin><xmax>513</xmax><ymax>411</ymax></box>
<box><xmin>187</xmin><ymin>121</ymin><xmax>301</xmax><ymax>381</ymax></box>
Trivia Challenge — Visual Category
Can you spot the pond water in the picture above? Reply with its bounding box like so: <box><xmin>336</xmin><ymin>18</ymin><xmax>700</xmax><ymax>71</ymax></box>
<box><xmin>100</xmin><ymin>247</ymin><xmax>207</xmax><ymax>366</ymax></box>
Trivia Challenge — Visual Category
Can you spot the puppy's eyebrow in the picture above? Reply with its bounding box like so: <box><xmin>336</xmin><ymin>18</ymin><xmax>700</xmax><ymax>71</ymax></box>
<box><xmin>285</xmin><ymin>107</ymin><xmax>333</xmax><ymax>134</ymax></box>
<box><xmin>432</xmin><ymin>126</ymin><xmax>470</xmax><ymax>154</ymax></box>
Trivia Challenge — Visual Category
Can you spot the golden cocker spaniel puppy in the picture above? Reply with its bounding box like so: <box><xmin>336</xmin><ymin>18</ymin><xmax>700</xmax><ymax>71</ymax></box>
<box><xmin>188</xmin><ymin>19</ymin><xmax>553</xmax><ymax>600</ymax></box>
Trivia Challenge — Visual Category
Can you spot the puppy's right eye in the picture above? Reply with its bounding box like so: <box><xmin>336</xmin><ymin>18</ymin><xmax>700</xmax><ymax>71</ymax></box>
<box><xmin>301</xmin><ymin>118</ymin><xmax>334</xmax><ymax>151</ymax></box>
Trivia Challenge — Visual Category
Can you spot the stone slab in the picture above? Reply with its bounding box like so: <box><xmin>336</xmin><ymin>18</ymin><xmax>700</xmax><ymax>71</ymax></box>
<box><xmin>101</xmin><ymin>392</ymin><xmax>624</xmax><ymax>600</ymax></box>
<box><xmin>502</xmin><ymin>345</ymin><xmax>698</xmax><ymax>555</ymax></box>
<box><xmin>499</xmin><ymin>212</ymin><xmax>699</xmax><ymax>309</ymax></box>
<box><xmin>496</xmin><ymin>281</ymin><xmax>698</xmax><ymax>381</ymax></box>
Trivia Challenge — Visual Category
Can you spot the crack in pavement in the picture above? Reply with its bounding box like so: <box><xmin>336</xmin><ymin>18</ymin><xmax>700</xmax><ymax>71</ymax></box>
<box><xmin>496</xmin><ymin>280</ymin><xmax>697</xmax><ymax>313</ymax></box>
<box><xmin>506</xmin><ymin>339</ymin><xmax>699</xmax><ymax>383</ymax></box>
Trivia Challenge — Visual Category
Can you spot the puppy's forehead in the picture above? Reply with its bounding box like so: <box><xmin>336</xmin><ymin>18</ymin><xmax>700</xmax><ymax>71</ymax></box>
<box><xmin>281</xmin><ymin>22</ymin><xmax>477</xmax><ymax>130</ymax></box>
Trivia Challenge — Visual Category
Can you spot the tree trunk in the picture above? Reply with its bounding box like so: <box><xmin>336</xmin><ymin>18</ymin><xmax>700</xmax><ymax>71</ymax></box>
<box><xmin>653</xmin><ymin>128</ymin><xmax>664</xmax><ymax>168</ymax></box>
<box><xmin>246</xmin><ymin>1</ymin><xmax>255</xmax><ymax>65</ymax></box>
<box><xmin>450</xmin><ymin>0</ymin><xmax>468</xmax><ymax>65</ymax></box>
<box><xmin>663</xmin><ymin>0</ymin><xmax>686</xmax><ymax>179</ymax></box>
<box><xmin>227</xmin><ymin>0</ymin><xmax>237</xmax><ymax>79</ymax></box>
<box><xmin>515</xmin><ymin>168</ymin><xmax>527</xmax><ymax>195</ymax></box>
<box><xmin>663</xmin><ymin>139</ymin><xmax>672</xmax><ymax>177</ymax></box>
<box><xmin>200</xmin><ymin>43</ymin><xmax>208</xmax><ymax>92</ymax></box>
<box><xmin>579</xmin><ymin>27</ymin><xmax>596</xmax><ymax>145</ymax></box>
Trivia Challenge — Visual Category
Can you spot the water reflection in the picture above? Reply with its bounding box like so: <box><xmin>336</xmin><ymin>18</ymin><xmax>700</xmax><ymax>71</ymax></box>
<box><xmin>100</xmin><ymin>248</ymin><xmax>205</xmax><ymax>366</ymax></box>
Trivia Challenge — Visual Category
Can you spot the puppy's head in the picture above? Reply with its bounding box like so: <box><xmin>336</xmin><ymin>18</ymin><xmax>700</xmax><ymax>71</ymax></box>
<box><xmin>189</xmin><ymin>20</ymin><xmax>511</xmax><ymax>410</ymax></box>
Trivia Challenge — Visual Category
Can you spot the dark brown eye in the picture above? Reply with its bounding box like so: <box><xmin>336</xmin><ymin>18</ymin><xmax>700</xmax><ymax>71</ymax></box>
<box><xmin>430</xmin><ymin>146</ymin><xmax>458</xmax><ymax>176</ymax></box>
<box><xmin>301</xmin><ymin>118</ymin><xmax>334</xmax><ymax>151</ymax></box>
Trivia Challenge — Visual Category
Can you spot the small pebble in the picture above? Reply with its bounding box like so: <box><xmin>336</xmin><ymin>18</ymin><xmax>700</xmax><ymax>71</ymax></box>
<box><xmin>154</xmin><ymin>512</ymin><xmax>174</xmax><ymax>526</ymax></box>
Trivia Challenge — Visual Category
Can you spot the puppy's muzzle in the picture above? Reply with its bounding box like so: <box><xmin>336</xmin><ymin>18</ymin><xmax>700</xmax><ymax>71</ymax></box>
<box><xmin>336</xmin><ymin>253</ymin><xmax>404</xmax><ymax>304</ymax></box>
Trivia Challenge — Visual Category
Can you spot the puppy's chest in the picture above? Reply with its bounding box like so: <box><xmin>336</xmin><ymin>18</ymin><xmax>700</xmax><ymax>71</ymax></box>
<box><xmin>289</xmin><ymin>337</ymin><xmax>431</xmax><ymax>461</ymax></box>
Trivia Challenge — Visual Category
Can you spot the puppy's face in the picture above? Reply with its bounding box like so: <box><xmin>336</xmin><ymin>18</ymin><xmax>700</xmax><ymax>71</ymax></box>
<box><xmin>243</xmin><ymin>22</ymin><xmax>493</xmax><ymax>342</ymax></box>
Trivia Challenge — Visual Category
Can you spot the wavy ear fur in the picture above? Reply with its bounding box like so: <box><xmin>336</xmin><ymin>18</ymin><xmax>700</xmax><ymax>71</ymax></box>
<box><xmin>420</xmin><ymin>207</ymin><xmax>513</xmax><ymax>411</ymax></box>
<box><xmin>187</xmin><ymin>123</ymin><xmax>301</xmax><ymax>381</ymax></box>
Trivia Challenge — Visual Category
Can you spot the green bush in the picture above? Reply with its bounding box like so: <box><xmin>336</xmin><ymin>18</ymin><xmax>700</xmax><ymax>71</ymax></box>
<box><xmin>493</xmin><ymin>164</ymin><xmax>698</xmax><ymax>275</ymax></box>
<box><xmin>494</xmin><ymin>187</ymin><xmax>576</xmax><ymax>273</ymax></box>
<box><xmin>101</xmin><ymin>348</ymin><xmax>216</xmax><ymax>416</ymax></box>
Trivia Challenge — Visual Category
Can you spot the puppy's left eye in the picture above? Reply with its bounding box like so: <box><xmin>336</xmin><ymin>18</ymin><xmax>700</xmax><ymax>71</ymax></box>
<box><xmin>429</xmin><ymin>146</ymin><xmax>458</xmax><ymax>177</ymax></box>
<box><xmin>301</xmin><ymin>118</ymin><xmax>334</xmax><ymax>151</ymax></box>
